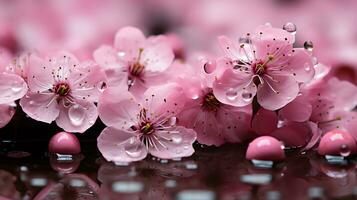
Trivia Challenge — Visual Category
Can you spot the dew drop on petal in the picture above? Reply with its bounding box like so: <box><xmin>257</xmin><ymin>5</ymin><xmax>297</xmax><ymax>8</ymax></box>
<box><xmin>203</xmin><ymin>60</ymin><xmax>216</xmax><ymax>74</ymax></box>
<box><xmin>117</xmin><ymin>51</ymin><xmax>126</xmax><ymax>58</ymax></box>
<box><xmin>11</xmin><ymin>84</ymin><xmax>23</xmax><ymax>93</ymax></box>
<box><xmin>242</xmin><ymin>92</ymin><xmax>253</xmax><ymax>102</ymax></box>
<box><xmin>168</xmin><ymin>117</ymin><xmax>178</xmax><ymax>126</ymax></box>
<box><xmin>124</xmin><ymin>138</ymin><xmax>144</xmax><ymax>158</ymax></box>
<box><xmin>282</xmin><ymin>22</ymin><xmax>297</xmax><ymax>34</ymax></box>
<box><xmin>304</xmin><ymin>63</ymin><xmax>311</xmax><ymax>72</ymax></box>
<box><xmin>226</xmin><ymin>88</ymin><xmax>238</xmax><ymax>101</ymax></box>
<box><xmin>340</xmin><ymin>144</ymin><xmax>351</xmax><ymax>157</ymax></box>
<box><xmin>304</xmin><ymin>41</ymin><xmax>314</xmax><ymax>51</ymax></box>
<box><xmin>171</xmin><ymin>134</ymin><xmax>182</xmax><ymax>144</ymax></box>
<box><xmin>68</xmin><ymin>104</ymin><xmax>86</xmax><ymax>126</ymax></box>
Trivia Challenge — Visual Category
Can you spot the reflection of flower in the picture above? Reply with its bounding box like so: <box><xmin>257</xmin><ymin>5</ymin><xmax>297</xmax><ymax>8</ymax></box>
<box><xmin>0</xmin><ymin>169</ymin><xmax>21</xmax><ymax>200</ymax></box>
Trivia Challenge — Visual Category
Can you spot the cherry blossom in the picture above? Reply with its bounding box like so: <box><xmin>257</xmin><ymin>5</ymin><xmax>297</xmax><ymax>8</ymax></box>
<box><xmin>97</xmin><ymin>83</ymin><xmax>196</xmax><ymax>163</ymax></box>
<box><xmin>213</xmin><ymin>25</ymin><xmax>314</xmax><ymax>110</ymax></box>
<box><xmin>93</xmin><ymin>26</ymin><xmax>174</xmax><ymax>98</ymax></box>
<box><xmin>20</xmin><ymin>52</ymin><xmax>105</xmax><ymax>133</ymax></box>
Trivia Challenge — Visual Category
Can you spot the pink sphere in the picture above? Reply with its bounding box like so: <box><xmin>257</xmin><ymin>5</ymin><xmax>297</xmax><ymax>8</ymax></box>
<box><xmin>318</xmin><ymin>130</ymin><xmax>357</xmax><ymax>157</ymax></box>
<box><xmin>48</xmin><ymin>132</ymin><xmax>81</xmax><ymax>154</ymax></box>
<box><xmin>246</xmin><ymin>136</ymin><xmax>285</xmax><ymax>161</ymax></box>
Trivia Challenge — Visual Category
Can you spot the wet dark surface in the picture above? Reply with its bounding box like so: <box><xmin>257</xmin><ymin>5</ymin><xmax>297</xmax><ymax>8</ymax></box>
<box><xmin>1</xmin><ymin>141</ymin><xmax>357</xmax><ymax>200</ymax></box>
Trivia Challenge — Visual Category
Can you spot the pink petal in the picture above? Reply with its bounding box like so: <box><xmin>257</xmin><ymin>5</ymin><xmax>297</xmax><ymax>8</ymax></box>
<box><xmin>284</xmin><ymin>49</ymin><xmax>314</xmax><ymax>83</ymax></box>
<box><xmin>217</xmin><ymin>36</ymin><xmax>240</xmax><ymax>60</ymax></box>
<box><xmin>194</xmin><ymin>110</ymin><xmax>224</xmax><ymax>146</ymax></box>
<box><xmin>20</xmin><ymin>92</ymin><xmax>59</xmax><ymax>123</ymax></box>
<box><xmin>0</xmin><ymin>73</ymin><xmax>28</xmax><ymax>104</ymax></box>
<box><xmin>257</xmin><ymin>74</ymin><xmax>299</xmax><ymax>110</ymax></box>
<box><xmin>252</xmin><ymin>108</ymin><xmax>278</xmax><ymax>135</ymax></box>
<box><xmin>213</xmin><ymin>68</ymin><xmax>256</xmax><ymax>107</ymax></box>
<box><xmin>141</xmin><ymin>36</ymin><xmax>174</xmax><ymax>72</ymax></box>
<box><xmin>97</xmin><ymin>127</ymin><xmax>147</xmax><ymax>163</ymax></box>
<box><xmin>114</xmin><ymin>26</ymin><xmax>146</xmax><ymax>62</ymax></box>
<box><xmin>142</xmin><ymin>83</ymin><xmax>186</xmax><ymax>117</ymax></box>
<box><xmin>149</xmin><ymin>126</ymin><xmax>196</xmax><ymax>159</ymax></box>
<box><xmin>69</xmin><ymin>61</ymin><xmax>106</xmax><ymax>102</ymax></box>
<box><xmin>217</xmin><ymin>106</ymin><xmax>251</xmax><ymax>143</ymax></box>
<box><xmin>302</xmin><ymin>122</ymin><xmax>321</xmax><ymax>151</ymax></box>
<box><xmin>98</xmin><ymin>85</ymin><xmax>140</xmax><ymax>130</ymax></box>
<box><xmin>252</xmin><ymin>25</ymin><xmax>294</xmax><ymax>59</ymax></box>
<box><xmin>279</xmin><ymin>94</ymin><xmax>312</xmax><ymax>122</ymax></box>
<box><xmin>27</xmin><ymin>55</ymin><xmax>54</xmax><ymax>92</ymax></box>
<box><xmin>93</xmin><ymin>45</ymin><xmax>123</xmax><ymax>70</ymax></box>
<box><xmin>55</xmin><ymin>100</ymin><xmax>98</xmax><ymax>133</ymax></box>
<box><xmin>0</xmin><ymin>103</ymin><xmax>15</xmax><ymax>128</ymax></box>
<box><xmin>270</xmin><ymin>122</ymin><xmax>311</xmax><ymax>148</ymax></box>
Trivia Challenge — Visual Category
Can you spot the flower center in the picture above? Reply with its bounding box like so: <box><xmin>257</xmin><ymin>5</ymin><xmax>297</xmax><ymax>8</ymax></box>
<box><xmin>202</xmin><ymin>92</ymin><xmax>221</xmax><ymax>112</ymax></box>
<box><xmin>252</xmin><ymin>55</ymin><xmax>274</xmax><ymax>75</ymax></box>
<box><xmin>129</xmin><ymin>62</ymin><xmax>145</xmax><ymax>77</ymax></box>
<box><xmin>54</xmin><ymin>83</ymin><xmax>70</xmax><ymax>96</ymax></box>
<box><xmin>129</xmin><ymin>48</ymin><xmax>145</xmax><ymax>77</ymax></box>
<box><xmin>140</xmin><ymin>122</ymin><xmax>155</xmax><ymax>135</ymax></box>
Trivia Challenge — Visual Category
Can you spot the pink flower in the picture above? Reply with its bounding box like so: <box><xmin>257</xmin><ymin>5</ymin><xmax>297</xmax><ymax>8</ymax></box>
<box><xmin>176</xmin><ymin>54</ymin><xmax>251</xmax><ymax>146</ymax></box>
<box><xmin>97</xmin><ymin>83</ymin><xmax>196</xmax><ymax>163</ymax></box>
<box><xmin>93</xmin><ymin>26</ymin><xmax>174</xmax><ymax>97</ymax></box>
<box><xmin>0</xmin><ymin>48</ymin><xmax>27</xmax><ymax>128</ymax></box>
<box><xmin>213</xmin><ymin>25</ymin><xmax>314</xmax><ymax>110</ymax></box>
<box><xmin>19</xmin><ymin>52</ymin><xmax>105</xmax><ymax>133</ymax></box>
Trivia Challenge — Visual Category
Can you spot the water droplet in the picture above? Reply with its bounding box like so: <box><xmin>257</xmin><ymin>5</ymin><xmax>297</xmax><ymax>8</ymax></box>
<box><xmin>282</xmin><ymin>22</ymin><xmax>297</xmax><ymax>34</ymax></box>
<box><xmin>185</xmin><ymin>163</ymin><xmax>198</xmax><ymax>170</ymax></box>
<box><xmin>168</xmin><ymin>117</ymin><xmax>178</xmax><ymax>126</ymax></box>
<box><xmin>127</xmin><ymin>78</ymin><xmax>134</xmax><ymax>88</ymax></box>
<box><xmin>124</xmin><ymin>138</ymin><xmax>144</xmax><ymax>158</ymax></box>
<box><xmin>171</xmin><ymin>134</ymin><xmax>182</xmax><ymax>144</ymax></box>
<box><xmin>226</xmin><ymin>88</ymin><xmax>238</xmax><ymax>101</ymax></box>
<box><xmin>29</xmin><ymin>100</ymin><xmax>35</xmax><ymax>105</ymax></box>
<box><xmin>203</xmin><ymin>60</ymin><xmax>216</xmax><ymax>74</ymax></box>
<box><xmin>68</xmin><ymin>104</ymin><xmax>86</xmax><ymax>126</ymax></box>
<box><xmin>242</xmin><ymin>92</ymin><xmax>253</xmax><ymax>102</ymax></box>
<box><xmin>165</xmin><ymin>180</ymin><xmax>177</xmax><ymax>188</ymax></box>
<box><xmin>240</xmin><ymin>174</ymin><xmax>272</xmax><ymax>185</ymax></box>
<box><xmin>117</xmin><ymin>51</ymin><xmax>126</xmax><ymax>57</ymax></box>
<box><xmin>304</xmin><ymin>40</ymin><xmax>314</xmax><ymax>51</ymax></box>
<box><xmin>304</xmin><ymin>63</ymin><xmax>311</xmax><ymax>72</ymax></box>
<box><xmin>176</xmin><ymin>190</ymin><xmax>216</xmax><ymax>200</ymax></box>
<box><xmin>11</xmin><ymin>84</ymin><xmax>23</xmax><ymax>93</ymax></box>
<box><xmin>340</xmin><ymin>144</ymin><xmax>351</xmax><ymax>157</ymax></box>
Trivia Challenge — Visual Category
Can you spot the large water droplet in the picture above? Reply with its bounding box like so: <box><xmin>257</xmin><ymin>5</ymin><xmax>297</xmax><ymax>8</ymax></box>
<box><xmin>242</xmin><ymin>92</ymin><xmax>253</xmax><ymax>102</ymax></box>
<box><xmin>203</xmin><ymin>60</ymin><xmax>216</xmax><ymax>74</ymax></box>
<box><xmin>340</xmin><ymin>144</ymin><xmax>351</xmax><ymax>157</ymax></box>
<box><xmin>124</xmin><ymin>138</ymin><xmax>144</xmax><ymax>158</ymax></box>
<box><xmin>171</xmin><ymin>134</ymin><xmax>182</xmax><ymax>144</ymax></box>
<box><xmin>68</xmin><ymin>104</ymin><xmax>86</xmax><ymax>126</ymax></box>
<box><xmin>283</xmin><ymin>22</ymin><xmax>297</xmax><ymax>34</ymax></box>
<box><xmin>304</xmin><ymin>41</ymin><xmax>314</xmax><ymax>51</ymax></box>
<box><xmin>226</xmin><ymin>88</ymin><xmax>238</xmax><ymax>101</ymax></box>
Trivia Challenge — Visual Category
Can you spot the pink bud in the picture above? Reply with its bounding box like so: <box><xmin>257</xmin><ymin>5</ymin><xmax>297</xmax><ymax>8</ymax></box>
<box><xmin>48</xmin><ymin>132</ymin><xmax>81</xmax><ymax>154</ymax></box>
<box><xmin>246</xmin><ymin>136</ymin><xmax>285</xmax><ymax>161</ymax></box>
<box><xmin>318</xmin><ymin>130</ymin><xmax>357</xmax><ymax>157</ymax></box>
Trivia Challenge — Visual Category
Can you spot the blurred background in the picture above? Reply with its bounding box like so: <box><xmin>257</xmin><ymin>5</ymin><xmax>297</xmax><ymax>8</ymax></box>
<box><xmin>1</xmin><ymin>0</ymin><xmax>357</xmax><ymax>85</ymax></box>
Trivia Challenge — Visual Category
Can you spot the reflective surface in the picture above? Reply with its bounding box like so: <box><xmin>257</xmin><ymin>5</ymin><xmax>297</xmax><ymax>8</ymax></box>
<box><xmin>1</xmin><ymin>143</ymin><xmax>357</xmax><ymax>200</ymax></box>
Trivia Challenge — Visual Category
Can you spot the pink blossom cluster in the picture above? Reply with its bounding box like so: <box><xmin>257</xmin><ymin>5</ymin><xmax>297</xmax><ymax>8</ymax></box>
<box><xmin>0</xmin><ymin>24</ymin><xmax>356</xmax><ymax>163</ymax></box>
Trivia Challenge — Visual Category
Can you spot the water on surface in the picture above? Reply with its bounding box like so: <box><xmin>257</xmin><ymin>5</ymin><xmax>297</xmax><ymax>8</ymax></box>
<box><xmin>1</xmin><ymin>141</ymin><xmax>357</xmax><ymax>200</ymax></box>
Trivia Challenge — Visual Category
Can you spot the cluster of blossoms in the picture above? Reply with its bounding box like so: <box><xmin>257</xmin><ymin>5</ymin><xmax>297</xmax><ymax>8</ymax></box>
<box><xmin>0</xmin><ymin>24</ymin><xmax>356</xmax><ymax>164</ymax></box>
